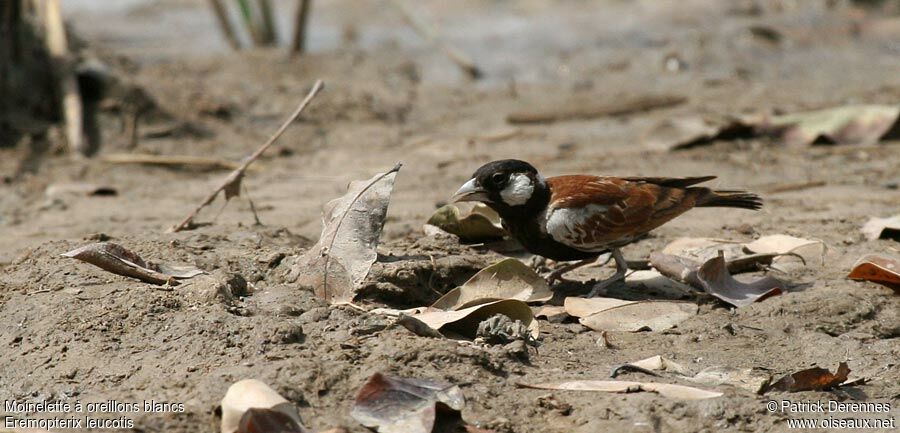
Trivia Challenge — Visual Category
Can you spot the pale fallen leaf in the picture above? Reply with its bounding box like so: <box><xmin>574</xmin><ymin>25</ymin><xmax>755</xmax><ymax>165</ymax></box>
<box><xmin>848</xmin><ymin>254</ymin><xmax>900</xmax><ymax>292</ymax></box>
<box><xmin>351</xmin><ymin>373</ymin><xmax>465</xmax><ymax>433</ymax></box>
<box><xmin>221</xmin><ymin>379</ymin><xmax>304</xmax><ymax>433</ymax></box>
<box><xmin>696</xmin><ymin>251</ymin><xmax>783</xmax><ymax>307</ymax></box>
<box><xmin>766</xmin><ymin>362</ymin><xmax>850</xmax><ymax>393</ymax></box>
<box><xmin>862</xmin><ymin>215</ymin><xmax>900</xmax><ymax>241</ymax></box>
<box><xmin>406</xmin><ymin>299</ymin><xmax>539</xmax><ymax>340</ymax></box>
<box><xmin>425</xmin><ymin>203</ymin><xmax>506</xmax><ymax>242</ymax></box>
<box><xmin>628</xmin><ymin>355</ymin><xmax>687</xmax><ymax>375</ymax></box>
<box><xmin>757</xmin><ymin>105</ymin><xmax>900</xmax><ymax>147</ymax></box>
<box><xmin>61</xmin><ymin>242</ymin><xmax>204</xmax><ymax>286</ymax></box>
<box><xmin>287</xmin><ymin>164</ymin><xmax>400</xmax><ymax>304</ymax></box>
<box><xmin>687</xmin><ymin>366</ymin><xmax>771</xmax><ymax>394</ymax></box>
<box><xmin>625</xmin><ymin>269</ymin><xmax>695</xmax><ymax>297</ymax></box>
<box><xmin>743</xmin><ymin>234</ymin><xmax>825</xmax><ymax>270</ymax></box>
<box><xmin>564</xmin><ymin>297</ymin><xmax>697</xmax><ymax>332</ymax></box>
<box><xmin>518</xmin><ymin>380</ymin><xmax>722</xmax><ymax>400</ymax></box>
<box><xmin>643</xmin><ymin>105</ymin><xmax>900</xmax><ymax>150</ymax></box>
<box><xmin>662</xmin><ymin>237</ymin><xmax>744</xmax><ymax>262</ymax></box>
<box><xmin>431</xmin><ymin>258</ymin><xmax>552</xmax><ymax>310</ymax></box>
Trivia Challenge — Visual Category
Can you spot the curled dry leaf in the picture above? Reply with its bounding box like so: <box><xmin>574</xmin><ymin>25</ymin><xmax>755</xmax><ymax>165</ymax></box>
<box><xmin>766</xmin><ymin>362</ymin><xmax>851</xmax><ymax>393</ymax></box>
<box><xmin>563</xmin><ymin>297</ymin><xmax>697</xmax><ymax>332</ymax></box>
<box><xmin>534</xmin><ymin>305</ymin><xmax>568</xmax><ymax>323</ymax></box>
<box><xmin>642</xmin><ymin>115</ymin><xmax>753</xmax><ymax>151</ymax></box>
<box><xmin>518</xmin><ymin>380</ymin><xmax>722</xmax><ymax>400</ymax></box>
<box><xmin>61</xmin><ymin>242</ymin><xmax>204</xmax><ymax>286</ymax></box>
<box><xmin>351</xmin><ymin>373</ymin><xmax>465</xmax><ymax>433</ymax></box>
<box><xmin>431</xmin><ymin>258</ymin><xmax>552</xmax><ymax>310</ymax></box>
<box><xmin>221</xmin><ymin>379</ymin><xmax>304</xmax><ymax>433</ymax></box>
<box><xmin>238</xmin><ymin>408</ymin><xmax>307</xmax><ymax>433</ymax></box>
<box><xmin>848</xmin><ymin>254</ymin><xmax>900</xmax><ymax>292</ymax></box>
<box><xmin>696</xmin><ymin>251</ymin><xmax>783</xmax><ymax>307</ymax></box>
<box><xmin>287</xmin><ymin>164</ymin><xmax>401</xmax><ymax>304</ymax></box>
<box><xmin>662</xmin><ymin>237</ymin><xmax>744</xmax><ymax>263</ymax></box>
<box><xmin>862</xmin><ymin>215</ymin><xmax>900</xmax><ymax>241</ymax></box>
<box><xmin>425</xmin><ymin>203</ymin><xmax>506</xmax><ymax>242</ymax></box>
<box><xmin>404</xmin><ymin>299</ymin><xmax>539</xmax><ymax>340</ymax></box>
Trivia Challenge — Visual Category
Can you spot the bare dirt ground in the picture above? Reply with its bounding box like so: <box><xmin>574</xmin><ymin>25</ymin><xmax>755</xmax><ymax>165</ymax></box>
<box><xmin>2</xmin><ymin>1</ymin><xmax>899</xmax><ymax>432</ymax></box>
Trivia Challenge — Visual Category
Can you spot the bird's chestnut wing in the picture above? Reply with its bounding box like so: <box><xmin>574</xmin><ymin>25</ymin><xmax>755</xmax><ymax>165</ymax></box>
<box><xmin>544</xmin><ymin>175</ymin><xmax>704</xmax><ymax>250</ymax></box>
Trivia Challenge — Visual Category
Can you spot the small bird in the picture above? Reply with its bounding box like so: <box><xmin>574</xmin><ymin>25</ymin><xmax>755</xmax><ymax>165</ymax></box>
<box><xmin>451</xmin><ymin>159</ymin><xmax>762</xmax><ymax>296</ymax></box>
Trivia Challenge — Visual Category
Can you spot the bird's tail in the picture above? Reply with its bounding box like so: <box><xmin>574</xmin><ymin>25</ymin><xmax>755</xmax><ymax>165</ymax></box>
<box><xmin>695</xmin><ymin>189</ymin><xmax>763</xmax><ymax>210</ymax></box>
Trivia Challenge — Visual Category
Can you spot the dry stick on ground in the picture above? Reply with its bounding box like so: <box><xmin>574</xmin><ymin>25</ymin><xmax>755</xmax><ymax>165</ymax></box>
<box><xmin>387</xmin><ymin>0</ymin><xmax>482</xmax><ymax>79</ymax></box>
<box><xmin>44</xmin><ymin>0</ymin><xmax>84</xmax><ymax>156</ymax></box>
<box><xmin>100</xmin><ymin>153</ymin><xmax>246</xmax><ymax>171</ymax></box>
<box><xmin>290</xmin><ymin>0</ymin><xmax>312</xmax><ymax>54</ymax></box>
<box><xmin>169</xmin><ymin>79</ymin><xmax>324</xmax><ymax>232</ymax></box>
<box><xmin>207</xmin><ymin>0</ymin><xmax>241</xmax><ymax>49</ymax></box>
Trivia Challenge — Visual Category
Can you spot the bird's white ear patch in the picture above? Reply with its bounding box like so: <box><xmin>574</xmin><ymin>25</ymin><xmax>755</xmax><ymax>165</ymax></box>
<box><xmin>500</xmin><ymin>173</ymin><xmax>534</xmax><ymax>206</ymax></box>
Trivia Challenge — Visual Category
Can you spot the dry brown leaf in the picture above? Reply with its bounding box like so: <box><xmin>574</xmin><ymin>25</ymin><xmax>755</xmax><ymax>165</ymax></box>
<box><xmin>287</xmin><ymin>164</ymin><xmax>400</xmax><ymax>304</ymax></box>
<box><xmin>848</xmin><ymin>254</ymin><xmax>900</xmax><ymax>292</ymax></box>
<box><xmin>406</xmin><ymin>299</ymin><xmax>539</xmax><ymax>340</ymax></box>
<box><xmin>351</xmin><ymin>373</ymin><xmax>465</xmax><ymax>433</ymax></box>
<box><xmin>862</xmin><ymin>215</ymin><xmax>900</xmax><ymax>241</ymax></box>
<box><xmin>431</xmin><ymin>258</ymin><xmax>552</xmax><ymax>310</ymax></box>
<box><xmin>238</xmin><ymin>408</ymin><xmax>307</xmax><ymax>433</ymax></box>
<box><xmin>766</xmin><ymin>362</ymin><xmax>851</xmax><ymax>393</ymax></box>
<box><xmin>61</xmin><ymin>242</ymin><xmax>204</xmax><ymax>286</ymax></box>
<box><xmin>696</xmin><ymin>251</ymin><xmax>783</xmax><ymax>307</ymax></box>
<box><xmin>518</xmin><ymin>380</ymin><xmax>722</xmax><ymax>400</ymax></box>
<box><xmin>221</xmin><ymin>379</ymin><xmax>304</xmax><ymax>433</ymax></box>
<box><xmin>425</xmin><ymin>203</ymin><xmax>506</xmax><ymax>242</ymax></box>
<box><xmin>564</xmin><ymin>297</ymin><xmax>697</xmax><ymax>332</ymax></box>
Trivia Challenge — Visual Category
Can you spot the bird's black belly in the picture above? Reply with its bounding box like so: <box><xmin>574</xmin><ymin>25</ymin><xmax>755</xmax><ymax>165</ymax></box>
<box><xmin>504</xmin><ymin>219</ymin><xmax>603</xmax><ymax>262</ymax></box>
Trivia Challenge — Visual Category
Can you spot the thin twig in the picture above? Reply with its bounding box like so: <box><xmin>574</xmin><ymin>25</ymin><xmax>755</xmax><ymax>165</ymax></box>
<box><xmin>290</xmin><ymin>0</ymin><xmax>312</xmax><ymax>54</ymax></box>
<box><xmin>44</xmin><ymin>0</ymin><xmax>84</xmax><ymax>156</ymax></box>
<box><xmin>169</xmin><ymin>79</ymin><xmax>324</xmax><ymax>232</ymax></box>
<box><xmin>387</xmin><ymin>0</ymin><xmax>481</xmax><ymax>79</ymax></box>
<box><xmin>207</xmin><ymin>0</ymin><xmax>241</xmax><ymax>49</ymax></box>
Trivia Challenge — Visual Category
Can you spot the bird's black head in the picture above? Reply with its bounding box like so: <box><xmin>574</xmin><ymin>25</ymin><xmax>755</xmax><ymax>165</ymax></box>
<box><xmin>451</xmin><ymin>159</ymin><xmax>548</xmax><ymax>214</ymax></box>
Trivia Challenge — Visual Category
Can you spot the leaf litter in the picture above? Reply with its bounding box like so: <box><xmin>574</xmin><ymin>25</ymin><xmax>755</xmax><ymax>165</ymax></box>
<box><xmin>765</xmin><ymin>362</ymin><xmax>851</xmax><ymax>393</ymax></box>
<box><xmin>287</xmin><ymin>164</ymin><xmax>401</xmax><ymax>304</ymax></box>
<box><xmin>517</xmin><ymin>379</ymin><xmax>723</xmax><ymax>400</ymax></box>
<box><xmin>563</xmin><ymin>296</ymin><xmax>697</xmax><ymax>332</ymax></box>
<box><xmin>425</xmin><ymin>203</ymin><xmax>506</xmax><ymax>242</ymax></box>
<box><xmin>431</xmin><ymin>258</ymin><xmax>552</xmax><ymax>310</ymax></box>
<box><xmin>643</xmin><ymin>104</ymin><xmax>900</xmax><ymax>150</ymax></box>
<box><xmin>61</xmin><ymin>242</ymin><xmax>204</xmax><ymax>286</ymax></box>
<box><xmin>221</xmin><ymin>379</ymin><xmax>306</xmax><ymax>433</ymax></box>
<box><xmin>350</xmin><ymin>373</ymin><xmax>468</xmax><ymax>433</ymax></box>
<box><xmin>848</xmin><ymin>254</ymin><xmax>900</xmax><ymax>292</ymax></box>
<box><xmin>862</xmin><ymin>214</ymin><xmax>900</xmax><ymax>241</ymax></box>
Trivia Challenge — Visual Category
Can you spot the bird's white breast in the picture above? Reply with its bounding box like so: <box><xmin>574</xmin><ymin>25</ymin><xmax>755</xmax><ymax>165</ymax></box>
<box><xmin>543</xmin><ymin>204</ymin><xmax>610</xmax><ymax>251</ymax></box>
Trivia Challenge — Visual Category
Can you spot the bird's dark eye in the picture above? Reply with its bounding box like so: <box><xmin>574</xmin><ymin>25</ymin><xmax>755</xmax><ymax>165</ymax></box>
<box><xmin>491</xmin><ymin>172</ymin><xmax>507</xmax><ymax>186</ymax></box>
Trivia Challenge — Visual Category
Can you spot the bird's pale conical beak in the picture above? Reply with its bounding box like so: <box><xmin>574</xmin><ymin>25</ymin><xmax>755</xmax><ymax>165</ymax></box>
<box><xmin>451</xmin><ymin>178</ymin><xmax>490</xmax><ymax>203</ymax></box>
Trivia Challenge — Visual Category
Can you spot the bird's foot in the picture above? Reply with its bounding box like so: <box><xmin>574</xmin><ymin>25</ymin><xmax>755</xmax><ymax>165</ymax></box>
<box><xmin>586</xmin><ymin>272</ymin><xmax>626</xmax><ymax>297</ymax></box>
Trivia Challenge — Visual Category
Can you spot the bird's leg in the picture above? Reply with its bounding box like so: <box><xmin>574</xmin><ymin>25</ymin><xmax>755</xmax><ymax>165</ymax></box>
<box><xmin>586</xmin><ymin>248</ymin><xmax>628</xmax><ymax>297</ymax></box>
<box><xmin>546</xmin><ymin>256</ymin><xmax>606</xmax><ymax>285</ymax></box>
